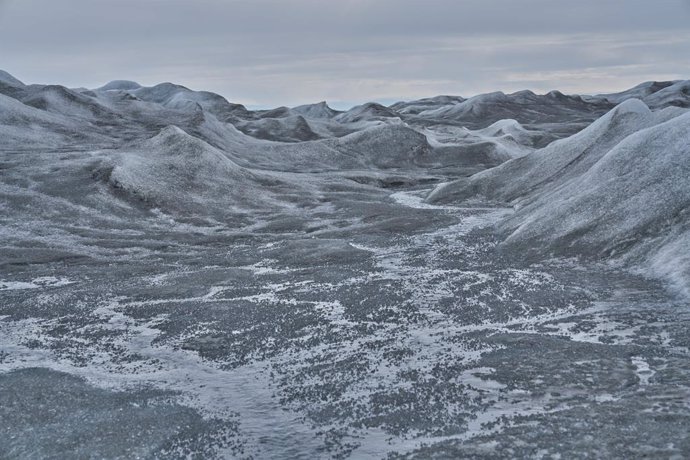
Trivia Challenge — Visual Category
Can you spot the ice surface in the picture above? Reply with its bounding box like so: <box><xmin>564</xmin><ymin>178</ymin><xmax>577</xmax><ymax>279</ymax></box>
<box><xmin>0</xmin><ymin>69</ymin><xmax>25</xmax><ymax>87</ymax></box>
<box><xmin>428</xmin><ymin>99</ymin><xmax>690</xmax><ymax>297</ymax></box>
<box><xmin>292</xmin><ymin>101</ymin><xmax>341</xmax><ymax>119</ymax></box>
<box><xmin>98</xmin><ymin>80</ymin><xmax>142</xmax><ymax>91</ymax></box>
<box><xmin>1</xmin><ymin>71</ymin><xmax>690</xmax><ymax>458</ymax></box>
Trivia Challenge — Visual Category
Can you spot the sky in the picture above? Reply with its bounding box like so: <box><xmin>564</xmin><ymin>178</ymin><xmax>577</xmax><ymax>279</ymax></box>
<box><xmin>1</xmin><ymin>0</ymin><xmax>689</xmax><ymax>109</ymax></box>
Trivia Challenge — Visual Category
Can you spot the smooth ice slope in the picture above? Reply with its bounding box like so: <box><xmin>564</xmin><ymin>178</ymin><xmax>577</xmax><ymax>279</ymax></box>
<box><xmin>500</xmin><ymin>110</ymin><xmax>690</xmax><ymax>252</ymax></box>
<box><xmin>108</xmin><ymin>126</ymin><xmax>268</xmax><ymax>215</ymax></box>
<box><xmin>428</xmin><ymin>99</ymin><xmax>673</xmax><ymax>203</ymax></box>
<box><xmin>428</xmin><ymin>99</ymin><xmax>690</xmax><ymax>295</ymax></box>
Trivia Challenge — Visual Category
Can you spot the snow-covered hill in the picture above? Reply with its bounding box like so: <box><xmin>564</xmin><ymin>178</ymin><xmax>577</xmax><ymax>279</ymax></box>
<box><xmin>428</xmin><ymin>98</ymin><xmax>690</xmax><ymax>296</ymax></box>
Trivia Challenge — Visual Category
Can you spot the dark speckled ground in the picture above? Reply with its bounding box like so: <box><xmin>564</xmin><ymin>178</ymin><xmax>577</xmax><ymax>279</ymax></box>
<box><xmin>2</xmin><ymin>175</ymin><xmax>689</xmax><ymax>458</ymax></box>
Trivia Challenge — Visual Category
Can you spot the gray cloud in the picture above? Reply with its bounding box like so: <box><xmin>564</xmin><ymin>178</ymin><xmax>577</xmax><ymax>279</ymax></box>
<box><xmin>1</xmin><ymin>0</ymin><xmax>689</xmax><ymax>107</ymax></box>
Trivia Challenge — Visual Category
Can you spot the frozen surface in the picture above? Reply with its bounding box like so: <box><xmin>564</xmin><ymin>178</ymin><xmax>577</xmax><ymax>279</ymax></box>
<box><xmin>428</xmin><ymin>99</ymin><xmax>690</xmax><ymax>297</ymax></box>
<box><xmin>2</xmin><ymin>188</ymin><xmax>689</xmax><ymax>458</ymax></box>
<box><xmin>1</xmin><ymin>70</ymin><xmax>690</xmax><ymax>458</ymax></box>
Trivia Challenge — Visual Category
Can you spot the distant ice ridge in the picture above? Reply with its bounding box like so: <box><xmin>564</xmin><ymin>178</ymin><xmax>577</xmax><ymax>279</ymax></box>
<box><xmin>2</xmin><ymin>67</ymin><xmax>690</xmax><ymax>294</ymax></box>
<box><xmin>0</xmin><ymin>69</ymin><xmax>25</xmax><ymax>87</ymax></box>
<box><xmin>291</xmin><ymin>101</ymin><xmax>340</xmax><ymax>119</ymax></box>
<box><xmin>596</xmin><ymin>80</ymin><xmax>690</xmax><ymax>109</ymax></box>
<box><xmin>428</xmin><ymin>99</ymin><xmax>690</xmax><ymax>297</ymax></box>
<box><xmin>97</xmin><ymin>80</ymin><xmax>142</xmax><ymax>91</ymax></box>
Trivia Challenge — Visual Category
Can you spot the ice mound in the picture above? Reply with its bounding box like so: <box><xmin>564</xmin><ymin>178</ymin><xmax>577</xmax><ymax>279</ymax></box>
<box><xmin>98</xmin><ymin>80</ymin><xmax>142</xmax><ymax>91</ymax></box>
<box><xmin>502</xmin><ymin>110</ymin><xmax>690</xmax><ymax>295</ymax></box>
<box><xmin>21</xmin><ymin>85</ymin><xmax>121</xmax><ymax>122</ymax></box>
<box><xmin>238</xmin><ymin>123</ymin><xmax>432</xmax><ymax>172</ymax></box>
<box><xmin>236</xmin><ymin>115</ymin><xmax>321</xmax><ymax>142</ymax></box>
<box><xmin>427</xmin><ymin>99</ymin><xmax>658</xmax><ymax>204</ymax></box>
<box><xmin>643</xmin><ymin>81</ymin><xmax>690</xmax><ymax>109</ymax></box>
<box><xmin>292</xmin><ymin>101</ymin><xmax>340</xmax><ymax>119</ymax></box>
<box><xmin>335</xmin><ymin>102</ymin><xmax>401</xmax><ymax>123</ymax></box>
<box><xmin>0</xmin><ymin>69</ymin><xmax>25</xmax><ymax>87</ymax></box>
<box><xmin>597</xmin><ymin>80</ymin><xmax>690</xmax><ymax>108</ymax></box>
<box><xmin>126</xmin><ymin>83</ymin><xmax>249</xmax><ymax>121</ymax></box>
<box><xmin>429</xmin><ymin>139</ymin><xmax>517</xmax><ymax>168</ymax></box>
<box><xmin>420</xmin><ymin>92</ymin><xmax>508</xmax><ymax>119</ymax></box>
<box><xmin>389</xmin><ymin>95</ymin><xmax>466</xmax><ymax>115</ymax></box>
<box><xmin>472</xmin><ymin>119</ymin><xmax>548</xmax><ymax>149</ymax></box>
<box><xmin>0</xmin><ymin>92</ymin><xmax>106</xmax><ymax>146</ymax></box>
<box><xmin>332</xmin><ymin>123</ymin><xmax>431</xmax><ymax>168</ymax></box>
<box><xmin>500</xmin><ymin>110</ymin><xmax>690</xmax><ymax>253</ymax></box>
<box><xmin>598</xmin><ymin>81</ymin><xmax>678</xmax><ymax>104</ymax></box>
<box><xmin>428</xmin><ymin>99</ymin><xmax>690</xmax><ymax>295</ymax></box>
<box><xmin>416</xmin><ymin>89</ymin><xmax>609</xmax><ymax>128</ymax></box>
<box><xmin>108</xmin><ymin>126</ymin><xmax>265</xmax><ymax>214</ymax></box>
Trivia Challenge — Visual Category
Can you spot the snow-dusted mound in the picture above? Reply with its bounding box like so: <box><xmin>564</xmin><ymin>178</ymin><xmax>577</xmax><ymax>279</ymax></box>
<box><xmin>107</xmin><ymin>126</ymin><xmax>272</xmax><ymax>215</ymax></box>
<box><xmin>595</xmin><ymin>80</ymin><xmax>690</xmax><ymax>108</ymax></box>
<box><xmin>420</xmin><ymin>91</ymin><xmax>511</xmax><ymax>119</ymax></box>
<box><xmin>335</xmin><ymin>102</ymin><xmax>401</xmax><ymax>123</ymax></box>
<box><xmin>114</xmin><ymin>82</ymin><xmax>250</xmax><ymax>121</ymax></box>
<box><xmin>98</xmin><ymin>80</ymin><xmax>142</xmax><ymax>91</ymax></box>
<box><xmin>596</xmin><ymin>81</ymin><xmax>678</xmax><ymax>104</ymax></box>
<box><xmin>414</xmin><ymin>89</ymin><xmax>612</xmax><ymax>129</ymax></box>
<box><xmin>330</xmin><ymin>123</ymin><xmax>431</xmax><ymax>168</ymax></box>
<box><xmin>642</xmin><ymin>80</ymin><xmax>690</xmax><ymax>109</ymax></box>
<box><xmin>472</xmin><ymin>118</ymin><xmax>550</xmax><ymax>149</ymax></box>
<box><xmin>235</xmin><ymin>115</ymin><xmax>321</xmax><ymax>142</ymax></box>
<box><xmin>234</xmin><ymin>123</ymin><xmax>432</xmax><ymax>172</ymax></box>
<box><xmin>0</xmin><ymin>69</ymin><xmax>25</xmax><ymax>87</ymax></box>
<box><xmin>430</xmin><ymin>141</ymin><xmax>515</xmax><ymax>169</ymax></box>
<box><xmin>257</xmin><ymin>106</ymin><xmax>293</xmax><ymax>119</ymax></box>
<box><xmin>476</xmin><ymin>118</ymin><xmax>530</xmax><ymax>139</ymax></box>
<box><xmin>389</xmin><ymin>95</ymin><xmax>466</xmax><ymax>115</ymax></box>
<box><xmin>497</xmin><ymin>107</ymin><xmax>689</xmax><ymax>244</ymax></box>
<box><xmin>427</xmin><ymin>99</ymin><xmax>674</xmax><ymax>203</ymax></box>
<box><xmin>21</xmin><ymin>85</ymin><xmax>122</xmax><ymax>122</ymax></box>
<box><xmin>291</xmin><ymin>101</ymin><xmax>341</xmax><ymax>119</ymax></box>
<box><xmin>429</xmin><ymin>99</ymin><xmax>690</xmax><ymax>295</ymax></box>
<box><xmin>0</xmin><ymin>92</ymin><xmax>109</xmax><ymax>146</ymax></box>
<box><xmin>503</xmin><ymin>109</ymin><xmax>690</xmax><ymax>293</ymax></box>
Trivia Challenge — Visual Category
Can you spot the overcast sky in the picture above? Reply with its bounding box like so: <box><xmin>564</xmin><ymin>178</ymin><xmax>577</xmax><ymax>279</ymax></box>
<box><xmin>1</xmin><ymin>0</ymin><xmax>689</xmax><ymax>108</ymax></box>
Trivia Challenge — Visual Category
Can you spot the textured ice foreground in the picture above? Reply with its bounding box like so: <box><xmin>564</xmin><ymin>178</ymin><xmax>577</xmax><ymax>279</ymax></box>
<box><xmin>1</xmin><ymin>70</ymin><xmax>690</xmax><ymax>458</ymax></box>
<box><xmin>2</xmin><ymin>190</ymin><xmax>689</xmax><ymax>458</ymax></box>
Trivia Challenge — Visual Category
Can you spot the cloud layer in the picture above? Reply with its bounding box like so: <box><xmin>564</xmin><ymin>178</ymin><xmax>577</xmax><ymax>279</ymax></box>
<box><xmin>1</xmin><ymin>0</ymin><xmax>689</xmax><ymax>107</ymax></box>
